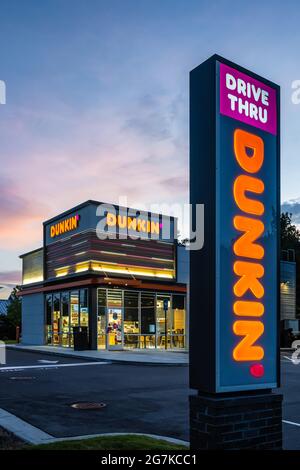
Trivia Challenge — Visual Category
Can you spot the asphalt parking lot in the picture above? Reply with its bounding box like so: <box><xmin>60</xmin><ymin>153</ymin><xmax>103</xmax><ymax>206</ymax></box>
<box><xmin>0</xmin><ymin>349</ymin><xmax>190</xmax><ymax>441</ymax></box>
<box><xmin>0</xmin><ymin>349</ymin><xmax>300</xmax><ymax>448</ymax></box>
<box><xmin>281</xmin><ymin>352</ymin><xmax>300</xmax><ymax>450</ymax></box>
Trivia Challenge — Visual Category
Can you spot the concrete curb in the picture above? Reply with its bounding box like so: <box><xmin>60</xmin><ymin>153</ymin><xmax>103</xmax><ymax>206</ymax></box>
<box><xmin>7</xmin><ymin>345</ymin><xmax>188</xmax><ymax>367</ymax></box>
<box><xmin>0</xmin><ymin>408</ymin><xmax>54</xmax><ymax>445</ymax></box>
<box><xmin>0</xmin><ymin>407</ymin><xmax>189</xmax><ymax>447</ymax></box>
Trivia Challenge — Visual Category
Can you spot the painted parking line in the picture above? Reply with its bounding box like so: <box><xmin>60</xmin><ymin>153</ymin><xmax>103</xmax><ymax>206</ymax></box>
<box><xmin>283</xmin><ymin>420</ymin><xmax>300</xmax><ymax>427</ymax></box>
<box><xmin>0</xmin><ymin>361</ymin><xmax>110</xmax><ymax>372</ymax></box>
<box><xmin>281</xmin><ymin>356</ymin><xmax>296</xmax><ymax>363</ymax></box>
<box><xmin>281</xmin><ymin>357</ymin><xmax>292</xmax><ymax>362</ymax></box>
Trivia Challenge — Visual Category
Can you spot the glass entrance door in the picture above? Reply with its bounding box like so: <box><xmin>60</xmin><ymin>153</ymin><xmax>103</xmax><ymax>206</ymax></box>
<box><xmin>107</xmin><ymin>290</ymin><xmax>123</xmax><ymax>349</ymax></box>
<box><xmin>107</xmin><ymin>308</ymin><xmax>122</xmax><ymax>348</ymax></box>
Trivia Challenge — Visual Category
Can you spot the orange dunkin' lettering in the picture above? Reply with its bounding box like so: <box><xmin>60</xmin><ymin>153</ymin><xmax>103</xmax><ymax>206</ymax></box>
<box><xmin>234</xmin><ymin>129</ymin><xmax>264</xmax><ymax>174</ymax></box>
<box><xmin>233</xmin><ymin>261</ymin><xmax>264</xmax><ymax>299</ymax></box>
<box><xmin>232</xmin><ymin>128</ymin><xmax>265</xmax><ymax>365</ymax></box>
<box><xmin>233</xmin><ymin>300</ymin><xmax>264</xmax><ymax>317</ymax></box>
<box><xmin>233</xmin><ymin>321</ymin><xmax>264</xmax><ymax>361</ymax></box>
<box><xmin>233</xmin><ymin>215</ymin><xmax>264</xmax><ymax>260</ymax></box>
<box><xmin>233</xmin><ymin>175</ymin><xmax>264</xmax><ymax>216</ymax></box>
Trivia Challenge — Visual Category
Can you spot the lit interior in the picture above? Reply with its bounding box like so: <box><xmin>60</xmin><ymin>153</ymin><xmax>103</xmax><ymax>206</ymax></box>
<box><xmin>53</xmin><ymin>259</ymin><xmax>175</xmax><ymax>279</ymax></box>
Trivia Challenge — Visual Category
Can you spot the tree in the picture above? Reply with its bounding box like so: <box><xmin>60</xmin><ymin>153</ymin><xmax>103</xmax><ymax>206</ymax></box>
<box><xmin>6</xmin><ymin>286</ymin><xmax>21</xmax><ymax>328</ymax></box>
<box><xmin>280</xmin><ymin>212</ymin><xmax>300</xmax><ymax>250</ymax></box>
<box><xmin>280</xmin><ymin>212</ymin><xmax>300</xmax><ymax>318</ymax></box>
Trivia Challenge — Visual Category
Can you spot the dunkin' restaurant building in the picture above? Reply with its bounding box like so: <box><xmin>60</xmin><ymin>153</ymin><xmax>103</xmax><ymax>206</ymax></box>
<box><xmin>19</xmin><ymin>201</ymin><xmax>188</xmax><ymax>351</ymax></box>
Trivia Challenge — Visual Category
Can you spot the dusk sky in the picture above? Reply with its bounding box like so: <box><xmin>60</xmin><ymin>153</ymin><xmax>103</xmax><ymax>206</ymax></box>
<box><xmin>0</xmin><ymin>0</ymin><xmax>299</xmax><ymax>293</ymax></box>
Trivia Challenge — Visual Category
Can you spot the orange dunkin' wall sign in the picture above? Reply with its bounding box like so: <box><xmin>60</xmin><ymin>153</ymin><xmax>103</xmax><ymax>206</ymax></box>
<box><xmin>189</xmin><ymin>55</ymin><xmax>279</xmax><ymax>393</ymax></box>
<box><xmin>50</xmin><ymin>214</ymin><xmax>80</xmax><ymax>238</ymax></box>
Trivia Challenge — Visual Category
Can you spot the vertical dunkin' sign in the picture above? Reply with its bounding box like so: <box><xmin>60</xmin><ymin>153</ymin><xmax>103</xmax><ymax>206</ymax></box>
<box><xmin>190</xmin><ymin>55</ymin><xmax>280</xmax><ymax>392</ymax></box>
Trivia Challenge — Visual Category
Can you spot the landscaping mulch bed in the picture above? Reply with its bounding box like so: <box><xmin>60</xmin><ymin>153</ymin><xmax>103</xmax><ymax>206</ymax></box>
<box><xmin>0</xmin><ymin>426</ymin><xmax>24</xmax><ymax>450</ymax></box>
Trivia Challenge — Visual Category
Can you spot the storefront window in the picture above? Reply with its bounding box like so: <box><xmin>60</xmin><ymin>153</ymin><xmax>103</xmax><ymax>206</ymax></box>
<box><xmin>61</xmin><ymin>292</ymin><xmax>70</xmax><ymax>347</ymax></box>
<box><xmin>124</xmin><ymin>291</ymin><xmax>139</xmax><ymax>349</ymax></box>
<box><xmin>171</xmin><ymin>295</ymin><xmax>186</xmax><ymax>349</ymax></box>
<box><xmin>141</xmin><ymin>293</ymin><xmax>155</xmax><ymax>348</ymax></box>
<box><xmin>45</xmin><ymin>288</ymin><xmax>186</xmax><ymax>351</ymax></box>
<box><xmin>45</xmin><ymin>294</ymin><xmax>52</xmax><ymax>344</ymax></box>
<box><xmin>70</xmin><ymin>291</ymin><xmax>79</xmax><ymax>326</ymax></box>
<box><xmin>107</xmin><ymin>290</ymin><xmax>122</xmax><ymax>348</ymax></box>
<box><xmin>52</xmin><ymin>293</ymin><xmax>60</xmax><ymax>345</ymax></box>
<box><xmin>97</xmin><ymin>289</ymin><xmax>106</xmax><ymax>349</ymax></box>
<box><xmin>70</xmin><ymin>291</ymin><xmax>79</xmax><ymax>347</ymax></box>
<box><xmin>156</xmin><ymin>295</ymin><xmax>171</xmax><ymax>349</ymax></box>
<box><xmin>79</xmin><ymin>289</ymin><xmax>89</xmax><ymax>327</ymax></box>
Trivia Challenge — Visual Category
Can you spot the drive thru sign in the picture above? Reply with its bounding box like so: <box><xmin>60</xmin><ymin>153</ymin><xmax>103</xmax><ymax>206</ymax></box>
<box><xmin>189</xmin><ymin>55</ymin><xmax>280</xmax><ymax>393</ymax></box>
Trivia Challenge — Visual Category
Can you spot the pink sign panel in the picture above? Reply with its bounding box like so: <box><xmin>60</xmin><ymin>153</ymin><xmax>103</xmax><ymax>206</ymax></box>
<box><xmin>219</xmin><ymin>63</ymin><xmax>277</xmax><ymax>135</ymax></box>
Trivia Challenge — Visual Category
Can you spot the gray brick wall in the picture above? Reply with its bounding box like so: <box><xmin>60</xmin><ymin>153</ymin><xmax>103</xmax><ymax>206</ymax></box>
<box><xmin>190</xmin><ymin>392</ymin><xmax>283</xmax><ymax>449</ymax></box>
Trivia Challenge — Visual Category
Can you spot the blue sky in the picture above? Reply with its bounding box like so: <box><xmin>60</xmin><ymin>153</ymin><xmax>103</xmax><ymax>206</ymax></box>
<box><xmin>0</xmin><ymin>0</ymin><xmax>299</xmax><ymax>290</ymax></box>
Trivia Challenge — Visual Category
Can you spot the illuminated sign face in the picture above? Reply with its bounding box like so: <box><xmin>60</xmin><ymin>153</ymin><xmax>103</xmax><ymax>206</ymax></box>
<box><xmin>45</xmin><ymin>203</ymin><xmax>174</xmax><ymax>246</ymax></box>
<box><xmin>220</xmin><ymin>63</ymin><xmax>277</xmax><ymax>135</ymax></box>
<box><xmin>106</xmin><ymin>213</ymin><xmax>160</xmax><ymax>235</ymax></box>
<box><xmin>217</xmin><ymin>62</ymin><xmax>278</xmax><ymax>391</ymax></box>
<box><xmin>50</xmin><ymin>214</ymin><xmax>80</xmax><ymax>238</ymax></box>
<box><xmin>232</xmin><ymin>130</ymin><xmax>265</xmax><ymax>367</ymax></box>
<box><xmin>189</xmin><ymin>56</ymin><xmax>279</xmax><ymax>393</ymax></box>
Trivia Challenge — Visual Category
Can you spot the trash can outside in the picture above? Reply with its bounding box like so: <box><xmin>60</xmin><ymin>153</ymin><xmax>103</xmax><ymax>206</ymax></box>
<box><xmin>73</xmin><ymin>326</ymin><xmax>89</xmax><ymax>351</ymax></box>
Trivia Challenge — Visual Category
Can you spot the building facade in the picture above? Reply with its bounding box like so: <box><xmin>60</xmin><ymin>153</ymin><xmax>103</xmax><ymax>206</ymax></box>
<box><xmin>280</xmin><ymin>253</ymin><xmax>298</xmax><ymax>347</ymax></box>
<box><xmin>20</xmin><ymin>201</ymin><xmax>188</xmax><ymax>351</ymax></box>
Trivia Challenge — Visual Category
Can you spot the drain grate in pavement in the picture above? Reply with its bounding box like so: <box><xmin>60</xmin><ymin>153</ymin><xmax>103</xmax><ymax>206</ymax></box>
<box><xmin>70</xmin><ymin>402</ymin><xmax>107</xmax><ymax>410</ymax></box>
<box><xmin>9</xmin><ymin>376</ymin><xmax>36</xmax><ymax>381</ymax></box>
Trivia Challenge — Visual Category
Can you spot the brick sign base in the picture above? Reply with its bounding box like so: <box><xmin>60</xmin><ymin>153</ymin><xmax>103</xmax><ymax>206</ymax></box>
<box><xmin>190</xmin><ymin>391</ymin><xmax>283</xmax><ymax>449</ymax></box>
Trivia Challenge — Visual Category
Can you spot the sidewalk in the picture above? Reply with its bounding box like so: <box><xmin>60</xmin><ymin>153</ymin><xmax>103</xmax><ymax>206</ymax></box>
<box><xmin>7</xmin><ymin>344</ymin><xmax>188</xmax><ymax>366</ymax></box>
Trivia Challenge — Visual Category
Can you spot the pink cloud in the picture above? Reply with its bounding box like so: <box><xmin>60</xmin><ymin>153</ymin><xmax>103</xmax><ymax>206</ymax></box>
<box><xmin>0</xmin><ymin>90</ymin><xmax>188</xmax><ymax>256</ymax></box>
<box><xmin>0</xmin><ymin>270</ymin><xmax>21</xmax><ymax>284</ymax></box>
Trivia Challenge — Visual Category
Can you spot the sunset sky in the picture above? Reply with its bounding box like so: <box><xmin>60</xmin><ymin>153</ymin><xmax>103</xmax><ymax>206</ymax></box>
<box><xmin>0</xmin><ymin>0</ymin><xmax>300</xmax><ymax>295</ymax></box>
